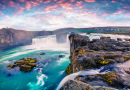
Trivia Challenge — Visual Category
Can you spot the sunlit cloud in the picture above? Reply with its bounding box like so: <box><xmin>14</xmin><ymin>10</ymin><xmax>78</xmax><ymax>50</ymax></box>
<box><xmin>0</xmin><ymin>0</ymin><xmax>129</xmax><ymax>31</ymax></box>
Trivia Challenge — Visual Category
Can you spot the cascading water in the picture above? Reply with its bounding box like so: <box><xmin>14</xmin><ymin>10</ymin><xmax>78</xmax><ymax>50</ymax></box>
<box><xmin>1</xmin><ymin>33</ymin><xmax>130</xmax><ymax>90</ymax></box>
<box><xmin>25</xmin><ymin>35</ymin><xmax>70</xmax><ymax>51</ymax></box>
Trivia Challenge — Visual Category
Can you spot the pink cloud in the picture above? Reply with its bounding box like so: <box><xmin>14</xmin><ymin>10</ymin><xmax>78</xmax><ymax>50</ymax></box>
<box><xmin>70</xmin><ymin>0</ymin><xmax>75</xmax><ymax>2</ymax></box>
<box><xmin>85</xmin><ymin>0</ymin><xmax>95</xmax><ymax>2</ymax></box>
<box><xmin>30</xmin><ymin>1</ymin><xmax>39</xmax><ymax>6</ymax></box>
<box><xmin>125</xmin><ymin>13</ymin><xmax>130</xmax><ymax>17</ymax></box>
<box><xmin>57</xmin><ymin>0</ymin><xmax>66</xmax><ymax>3</ymax></box>
<box><xmin>111</xmin><ymin>0</ymin><xmax>117</xmax><ymax>3</ymax></box>
<box><xmin>106</xmin><ymin>3</ymin><xmax>109</xmax><ymax>6</ymax></box>
<box><xmin>103</xmin><ymin>13</ymin><xmax>109</xmax><ymax>17</ymax></box>
<box><xmin>17</xmin><ymin>7</ymin><xmax>25</xmax><ymax>14</ymax></box>
<box><xmin>60</xmin><ymin>3</ymin><xmax>73</xmax><ymax>10</ymax></box>
<box><xmin>0</xmin><ymin>3</ymin><xmax>5</xmax><ymax>9</ymax></box>
<box><xmin>45</xmin><ymin>4</ymin><xmax>59</xmax><ymax>12</ymax></box>
<box><xmin>113</xmin><ymin>10</ymin><xmax>123</xmax><ymax>16</ymax></box>
<box><xmin>26</xmin><ymin>1</ymin><xmax>31</xmax><ymax>11</ymax></box>
<box><xmin>0</xmin><ymin>11</ymin><xmax>4</xmax><ymax>15</ymax></box>
<box><xmin>36</xmin><ymin>0</ymin><xmax>43</xmax><ymax>3</ymax></box>
<box><xmin>5</xmin><ymin>15</ymin><xmax>10</xmax><ymax>19</ymax></box>
<box><xmin>44</xmin><ymin>0</ymin><xmax>51</xmax><ymax>4</ymax></box>
<box><xmin>19</xmin><ymin>0</ymin><xmax>25</xmax><ymax>2</ymax></box>
<box><xmin>76</xmin><ymin>1</ymin><xmax>83</xmax><ymax>6</ymax></box>
<box><xmin>8</xmin><ymin>0</ymin><xmax>19</xmax><ymax>8</ymax></box>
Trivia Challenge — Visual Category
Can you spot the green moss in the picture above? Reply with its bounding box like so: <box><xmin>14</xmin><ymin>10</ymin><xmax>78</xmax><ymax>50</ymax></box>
<box><xmin>65</xmin><ymin>64</ymin><xmax>72</xmax><ymax>75</ymax></box>
<box><xmin>30</xmin><ymin>60</ymin><xmax>37</xmax><ymax>63</ymax></box>
<box><xmin>7</xmin><ymin>64</ymin><xmax>16</xmax><ymax>68</ymax></box>
<box><xmin>104</xmin><ymin>55</ymin><xmax>122</xmax><ymax>59</ymax></box>
<box><xmin>28</xmin><ymin>63</ymin><xmax>36</xmax><ymax>68</ymax></box>
<box><xmin>14</xmin><ymin>61</ymin><xmax>22</xmax><ymax>66</ymax></box>
<box><xmin>100</xmin><ymin>37</ymin><xmax>111</xmax><ymax>39</ymax></box>
<box><xmin>20</xmin><ymin>65</ymin><xmax>31</xmax><ymax>72</ymax></box>
<box><xmin>8</xmin><ymin>57</ymin><xmax>37</xmax><ymax>72</ymax></box>
<box><xmin>84</xmin><ymin>62</ymin><xmax>94</xmax><ymax>69</ymax></box>
<box><xmin>100</xmin><ymin>72</ymin><xmax>117</xmax><ymax>85</ymax></box>
<box><xmin>93</xmin><ymin>47</ymin><xmax>98</xmax><ymax>50</ymax></box>
<box><xmin>124</xmin><ymin>56</ymin><xmax>130</xmax><ymax>61</ymax></box>
<box><xmin>26</xmin><ymin>58</ymin><xmax>31</xmax><ymax>61</ymax></box>
<box><xmin>69</xmin><ymin>55</ymin><xmax>72</xmax><ymax>60</ymax></box>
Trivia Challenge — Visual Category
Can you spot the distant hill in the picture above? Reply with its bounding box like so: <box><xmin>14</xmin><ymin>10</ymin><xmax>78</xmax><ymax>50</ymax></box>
<box><xmin>54</xmin><ymin>27</ymin><xmax>130</xmax><ymax>34</ymax></box>
<box><xmin>0</xmin><ymin>26</ymin><xmax>130</xmax><ymax>51</ymax></box>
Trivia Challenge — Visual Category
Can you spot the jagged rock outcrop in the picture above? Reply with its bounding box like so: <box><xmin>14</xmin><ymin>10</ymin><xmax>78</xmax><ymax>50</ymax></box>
<box><xmin>66</xmin><ymin>34</ymin><xmax>130</xmax><ymax>75</ymax></box>
<box><xmin>65</xmin><ymin>34</ymin><xmax>130</xmax><ymax>89</ymax></box>
<box><xmin>60</xmin><ymin>80</ymin><xmax>117</xmax><ymax>90</ymax></box>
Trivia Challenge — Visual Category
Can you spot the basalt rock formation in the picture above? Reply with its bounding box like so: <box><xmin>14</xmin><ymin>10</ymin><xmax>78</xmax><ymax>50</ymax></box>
<box><xmin>0</xmin><ymin>28</ymin><xmax>53</xmax><ymax>51</ymax></box>
<box><xmin>60</xmin><ymin>80</ymin><xmax>117</xmax><ymax>90</ymax></box>
<box><xmin>63</xmin><ymin>34</ymin><xmax>130</xmax><ymax>89</ymax></box>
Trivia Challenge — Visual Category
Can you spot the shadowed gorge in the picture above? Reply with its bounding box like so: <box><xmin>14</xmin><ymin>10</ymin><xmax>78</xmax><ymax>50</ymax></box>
<box><xmin>0</xmin><ymin>27</ymin><xmax>130</xmax><ymax>51</ymax></box>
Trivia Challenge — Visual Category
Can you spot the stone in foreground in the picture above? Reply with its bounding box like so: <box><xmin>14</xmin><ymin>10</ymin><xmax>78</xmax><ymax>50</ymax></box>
<box><xmin>60</xmin><ymin>80</ymin><xmax>117</xmax><ymax>90</ymax></box>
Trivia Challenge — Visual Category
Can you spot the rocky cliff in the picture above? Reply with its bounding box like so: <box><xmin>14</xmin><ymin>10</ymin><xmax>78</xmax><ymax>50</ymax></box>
<box><xmin>0</xmin><ymin>28</ymin><xmax>53</xmax><ymax>51</ymax></box>
<box><xmin>62</xmin><ymin>34</ymin><xmax>130</xmax><ymax>89</ymax></box>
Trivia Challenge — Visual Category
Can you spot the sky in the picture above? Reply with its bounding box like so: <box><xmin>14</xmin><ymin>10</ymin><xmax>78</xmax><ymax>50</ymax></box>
<box><xmin>0</xmin><ymin>0</ymin><xmax>130</xmax><ymax>31</ymax></box>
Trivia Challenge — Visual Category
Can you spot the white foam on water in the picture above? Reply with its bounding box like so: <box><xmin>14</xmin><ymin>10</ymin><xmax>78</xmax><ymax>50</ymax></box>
<box><xmin>60</xmin><ymin>70</ymin><xmax>65</xmax><ymax>75</ymax></box>
<box><xmin>36</xmin><ymin>74</ymin><xmax>48</xmax><ymax>86</ymax></box>
<box><xmin>86</xmin><ymin>33</ymin><xmax>130</xmax><ymax>41</ymax></box>
<box><xmin>24</xmin><ymin>35</ymin><xmax>70</xmax><ymax>52</ymax></box>
<box><xmin>57</xmin><ymin>54</ymin><xmax>70</xmax><ymax>66</ymax></box>
<box><xmin>27</xmin><ymin>74</ymin><xmax>48</xmax><ymax>90</ymax></box>
<box><xmin>56</xmin><ymin>67</ymin><xmax>107</xmax><ymax>90</ymax></box>
<box><xmin>0</xmin><ymin>49</ymin><xmax>37</xmax><ymax>61</ymax></box>
<box><xmin>3</xmin><ymin>61</ymin><xmax>10</xmax><ymax>63</ymax></box>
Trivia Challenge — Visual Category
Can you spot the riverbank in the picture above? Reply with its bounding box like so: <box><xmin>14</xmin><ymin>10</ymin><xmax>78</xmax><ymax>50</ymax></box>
<box><xmin>59</xmin><ymin>33</ymin><xmax>130</xmax><ymax>90</ymax></box>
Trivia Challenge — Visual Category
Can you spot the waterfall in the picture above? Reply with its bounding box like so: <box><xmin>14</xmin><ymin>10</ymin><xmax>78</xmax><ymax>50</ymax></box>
<box><xmin>25</xmin><ymin>35</ymin><xmax>70</xmax><ymax>51</ymax></box>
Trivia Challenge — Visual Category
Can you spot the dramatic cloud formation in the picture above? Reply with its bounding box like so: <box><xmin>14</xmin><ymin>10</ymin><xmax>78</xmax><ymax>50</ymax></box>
<box><xmin>0</xmin><ymin>0</ymin><xmax>130</xmax><ymax>31</ymax></box>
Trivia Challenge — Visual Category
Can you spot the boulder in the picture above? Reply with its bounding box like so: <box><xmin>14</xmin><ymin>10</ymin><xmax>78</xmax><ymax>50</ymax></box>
<box><xmin>60</xmin><ymin>80</ymin><xmax>117</xmax><ymax>90</ymax></box>
<box><xmin>59</xmin><ymin>55</ymin><xmax>65</xmax><ymax>58</ymax></box>
<box><xmin>20</xmin><ymin>65</ymin><xmax>31</xmax><ymax>72</ymax></box>
<box><xmin>7</xmin><ymin>64</ymin><xmax>17</xmax><ymax>68</ymax></box>
<box><xmin>40</xmin><ymin>53</ymin><xmax>45</xmax><ymax>55</ymax></box>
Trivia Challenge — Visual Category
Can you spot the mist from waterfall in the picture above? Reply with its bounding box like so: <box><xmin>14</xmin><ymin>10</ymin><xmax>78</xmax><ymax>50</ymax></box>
<box><xmin>24</xmin><ymin>35</ymin><xmax>70</xmax><ymax>52</ymax></box>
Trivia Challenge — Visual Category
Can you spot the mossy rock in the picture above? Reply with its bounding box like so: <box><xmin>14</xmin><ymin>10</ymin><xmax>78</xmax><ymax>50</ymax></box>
<box><xmin>87</xmin><ymin>72</ymin><xmax>124</xmax><ymax>88</ymax></box>
<box><xmin>99</xmin><ymin>72</ymin><xmax>124</xmax><ymax>88</ymax></box>
<box><xmin>100</xmin><ymin>37</ymin><xmax>111</xmax><ymax>39</ymax></box>
<box><xmin>14</xmin><ymin>61</ymin><xmax>22</xmax><ymax>66</ymax></box>
<box><xmin>7</xmin><ymin>64</ymin><xmax>17</xmax><ymax>68</ymax></box>
<box><xmin>124</xmin><ymin>55</ymin><xmax>130</xmax><ymax>61</ymax></box>
<box><xmin>65</xmin><ymin>64</ymin><xmax>72</xmax><ymax>75</ymax></box>
<box><xmin>30</xmin><ymin>60</ymin><xmax>37</xmax><ymax>63</ymax></box>
<box><xmin>8</xmin><ymin>57</ymin><xmax>37</xmax><ymax>72</ymax></box>
<box><xmin>96</xmin><ymin>59</ymin><xmax>114</xmax><ymax>68</ymax></box>
<box><xmin>26</xmin><ymin>58</ymin><xmax>31</xmax><ymax>61</ymax></box>
<box><xmin>20</xmin><ymin>65</ymin><xmax>32</xmax><ymax>72</ymax></box>
<box><xmin>28</xmin><ymin>63</ymin><xmax>36</xmax><ymax>68</ymax></box>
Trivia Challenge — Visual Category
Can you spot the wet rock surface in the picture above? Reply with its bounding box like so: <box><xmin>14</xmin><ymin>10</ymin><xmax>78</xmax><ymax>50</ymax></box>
<box><xmin>60</xmin><ymin>80</ymin><xmax>117</xmax><ymax>90</ymax></box>
<box><xmin>64</xmin><ymin>34</ymin><xmax>130</xmax><ymax>89</ymax></box>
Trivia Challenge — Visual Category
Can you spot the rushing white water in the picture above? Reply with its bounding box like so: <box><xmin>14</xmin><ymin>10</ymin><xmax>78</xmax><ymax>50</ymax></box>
<box><xmin>86</xmin><ymin>33</ymin><xmax>130</xmax><ymax>41</ymax></box>
<box><xmin>56</xmin><ymin>67</ymin><xmax>106</xmax><ymax>90</ymax></box>
<box><xmin>24</xmin><ymin>35</ymin><xmax>70</xmax><ymax>52</ymax></box>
